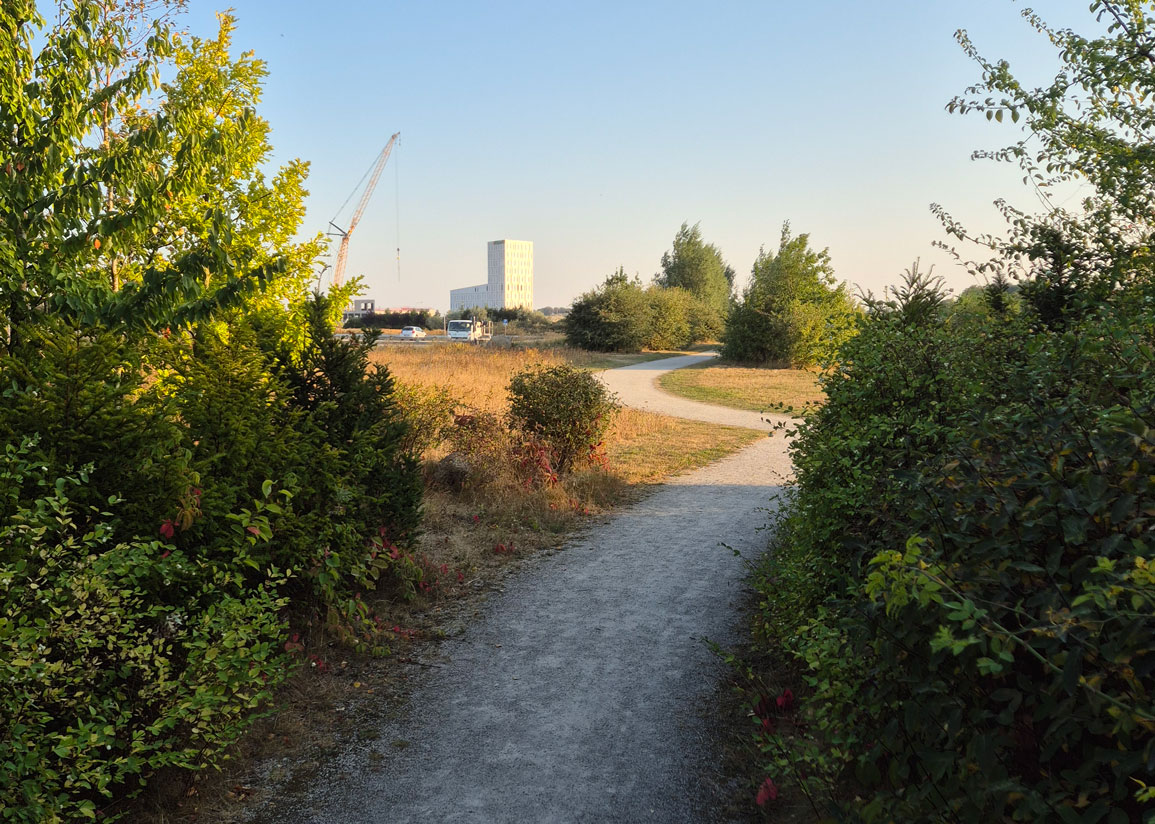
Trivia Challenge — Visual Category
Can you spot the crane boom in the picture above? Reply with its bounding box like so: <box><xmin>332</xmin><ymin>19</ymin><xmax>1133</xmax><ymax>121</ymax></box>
<box><xmin>332</xmin><ymin>132</ymin><xmax>400</xmax><ymax>288</ymax></box>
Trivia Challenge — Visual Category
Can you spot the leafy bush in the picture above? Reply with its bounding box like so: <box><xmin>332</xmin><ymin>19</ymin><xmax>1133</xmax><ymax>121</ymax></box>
<box><xmin>273</xmin><ymin>294</ymin><xmax>423</xmax><ymax>552</ymax></box>
<box><xmin>722</xmin><ymin>224</ymin><xmax>859</xmax><ymax>367</ymax></box>
<box><xmin>392</xmin><ymin>380</ymin><xmax>456</xmax><ymax>458</ymax></box>
<box><xmin>0</xmin><ymin>321</ymin><xmax>192</xmax><ymax>531</ymax></box>
<box><xmin>0</xmin><ymin>300</ymin><xmax>424</xmax><ymax>817</ymax></box>
<box><xmin>566</xmin><ymin>269</ymin><xmax>717</xmax><ymax>352</ymax></box>
<box><xmin>752</xmin><ymin>274</ymin><xmax>1155</xmax><ymax>820</ymax></box>
<box><xmin>507</xmin><ymin>364</ymin><xmax>618</xmax><ymax>474</ymax></box>
<box><xmin>565</xmin><ymin>269</ymin><xmax>652</xmax><ymax>352</ymax></box>
<box><xmin>644</xmin><ymin>285</ymin><xmax>694</xmax><ymax>350</ymax></box>
<box><xmin>0</xmin><ymin>442</ymin><xmax>292</xmax><ymax>823</ymax></box>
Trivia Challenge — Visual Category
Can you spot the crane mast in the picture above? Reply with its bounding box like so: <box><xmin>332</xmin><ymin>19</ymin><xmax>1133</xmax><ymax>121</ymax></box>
<box><xmin>330</xmin><ymin>132</ymin><xmax>400</xmax><ymax>288</ymax></box>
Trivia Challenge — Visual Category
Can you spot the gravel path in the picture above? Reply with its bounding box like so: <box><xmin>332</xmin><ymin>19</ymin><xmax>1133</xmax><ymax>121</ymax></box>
<box><xmin>598</xmin><ymin>352</ymin><xmax>780</xmax><ymax>432</ymax></box>
<box><xmin>255</xmin><ymin>354</ymin><xmax>793</xmax><ymax>823</ymax></box>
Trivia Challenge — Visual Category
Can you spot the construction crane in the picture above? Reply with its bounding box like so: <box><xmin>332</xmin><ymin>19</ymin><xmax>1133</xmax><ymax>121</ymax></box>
<box><xmin>328</xmin><ymin>132</ymin><xmax>400</xmax><ymax>288</ymax></box>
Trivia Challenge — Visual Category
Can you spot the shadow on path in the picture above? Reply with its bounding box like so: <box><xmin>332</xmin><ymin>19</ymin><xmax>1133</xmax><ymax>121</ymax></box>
<box><xmin>249</xmin><ymin>358</ymin><xmax>793</xmax><ymax>823</ymax></box>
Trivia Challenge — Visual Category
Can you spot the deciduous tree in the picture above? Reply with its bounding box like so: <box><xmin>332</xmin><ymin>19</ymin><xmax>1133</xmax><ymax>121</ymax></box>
<box><xmin>656</xmin><ymin>222</ymin><xmax>731</xmax><ymax>338</ymax></box>
<box><xmin>722</xmin><ymin>223</ymin><xmax>858</xmax><ymax>366</ymax></box>
<box><xmin>565</xmin><ymin>268</ymin><xmax>651</xmax><ymax>352</ymax></box>
<box><xmin>937</xmin><ymin>0</ymin><xmax>1155</xmax><ymax>323</ymax></box>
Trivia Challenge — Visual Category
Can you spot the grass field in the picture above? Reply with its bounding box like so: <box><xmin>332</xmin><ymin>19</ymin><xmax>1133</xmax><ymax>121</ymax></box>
<box><xmin>367</xmin><ymin>342</ymin><xmax>761</xmax><ymax>574</ymax></box>
<box><xmin>657</xmin><ymin>360</ymin><xmax>825</xmax><ymax>415</ymax></box>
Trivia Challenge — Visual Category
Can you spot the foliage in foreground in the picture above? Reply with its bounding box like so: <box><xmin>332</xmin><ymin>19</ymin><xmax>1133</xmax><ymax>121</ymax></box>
<box><xmin>0</xmin><ymin>445</ymin><xmax>292</xmax><ymax>823</ymax></box>
<box><xmin>749</xmin><ymin>3</ymin><xmax>1155</xmax><ymax>819</ymax></box>
<box><xmin>753</xmin><ymin>278</ymin><xmax>1154</xmax><ymax>822</ymax></box>
<box><xmin>0</xmin><ymin>4</ymin><xmax>422</xmax><ymax>819</ymax></box>
<box><xmin>0</xmin><ymin>297</ymin><xmax>423</xmax><ymax>821</ymax></box>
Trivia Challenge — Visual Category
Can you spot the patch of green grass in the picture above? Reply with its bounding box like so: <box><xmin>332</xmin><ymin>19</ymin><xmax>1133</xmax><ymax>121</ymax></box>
<box><xmin>658</xmin><ymin>362</ymin><xmax>824</xmax><ymax>415</ymax></box>
<box><xmin>558</xmin><ymin>345</ymin><xmax>718</xmax><ymax>371</ymax></box>
<box><xmin>607</xmin><ymin>415</ymin><xmax>763</xmax><ymax>483</ymax></box>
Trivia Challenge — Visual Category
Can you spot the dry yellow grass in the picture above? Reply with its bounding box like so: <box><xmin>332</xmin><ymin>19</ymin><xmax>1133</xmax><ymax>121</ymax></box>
<box><xmin>368</xmin><ymin>343</ymin><xmax>761</xmax><ymax>570</ymax></box>
<box><xmin>657</xmin><ymin>361</ymin><xmax>825</xmax><ymax>415</ymax></box>
<box><xmin>370</xmin><ymin>343</ymin><xmax>568</xmax><ymax>414</ymax></box>
<box><xmin>132</xmin><ymin>345</ymin><xmax>763</xmax><ymax>822</ymax></box>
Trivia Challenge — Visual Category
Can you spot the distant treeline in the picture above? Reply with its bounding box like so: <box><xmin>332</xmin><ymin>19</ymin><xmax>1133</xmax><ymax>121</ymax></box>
<box><xmin>345</xmin><ymin>306</ymin><xmax>567</xmax><ymax>330</ymax></box>
<box><xmin>344</xmin><ymin>309</ymin><xmax>445</xmax><ymax>329</ymax></box>
<box><xmin>446</xmin><ymin>306</ymin><xmax>556</xmax><ymax>332</ymax></box>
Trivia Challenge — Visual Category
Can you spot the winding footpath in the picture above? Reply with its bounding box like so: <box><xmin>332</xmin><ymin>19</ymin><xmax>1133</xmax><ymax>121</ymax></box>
<box><xmin>253</xmin><ymin>353</ymin><xmax>794</xmax><ymax>823</ymax></box>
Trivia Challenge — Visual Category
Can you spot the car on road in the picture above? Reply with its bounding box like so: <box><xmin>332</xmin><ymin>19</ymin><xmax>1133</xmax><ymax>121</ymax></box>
<box><xmin>400</xmin><ymin>326</ymin><xmax>427</xmax><ymax>339</ymax></box>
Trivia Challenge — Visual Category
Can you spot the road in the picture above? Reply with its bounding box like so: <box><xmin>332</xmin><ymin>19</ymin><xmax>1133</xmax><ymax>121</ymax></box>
<box><xmin>249</xmin><ymin>353</ymin><xmax>793</xmax><ymax>823</ymax></box>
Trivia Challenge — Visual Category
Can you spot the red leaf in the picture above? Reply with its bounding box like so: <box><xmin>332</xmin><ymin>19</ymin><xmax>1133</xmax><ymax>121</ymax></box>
<box><xmin>159</xmin><ymin>520</ymin><xmax>175</xmax><ymax>539</ymax></box>
<box><xmin>246</xmin><ymin>525</ymin><xmax>261</xmax><ymax>537</ymax></box>
<box><xmin>776</xmin><ymin>688</ymin><xmax>795</xmax><ymax>712</ymax></box>
<box><xmin>755</xmin><ymin>777</ymin><xmax>779</xmax><ymax>806</ymax></box>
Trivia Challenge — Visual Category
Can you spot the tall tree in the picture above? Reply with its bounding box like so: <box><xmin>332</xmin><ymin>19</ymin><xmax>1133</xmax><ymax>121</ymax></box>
<box><xmin>0</xmin><ymin>2</ymin><xmax>317</xmax><ymax>349</ymax></box>
<box><xmin>722</xmin><ymin>223</ymin><xmax>858</xmax><ymax>366</ymax></box>
<box><xmin>656</xmin><ymin>222</ymin><xmax>731</xmax><ymax>338</ymax></box>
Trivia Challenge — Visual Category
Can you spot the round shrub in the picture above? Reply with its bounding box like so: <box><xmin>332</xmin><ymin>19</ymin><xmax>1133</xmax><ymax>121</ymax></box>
<box><xmin>507</xmin><ymin>364</ymin><xmax>618</xmax><ymax>474</ymax></box>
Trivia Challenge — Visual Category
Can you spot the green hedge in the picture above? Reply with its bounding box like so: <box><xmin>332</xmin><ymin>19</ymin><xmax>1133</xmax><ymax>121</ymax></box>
<box><xmin>0</xmin><ymin>296</ymin><xmax>423</xmax><ymax>820</ymax></box>
<box><xmin>752</xmin><ymin>280</ymin><xmax>1155</xmax><ymax>821</ymax></box>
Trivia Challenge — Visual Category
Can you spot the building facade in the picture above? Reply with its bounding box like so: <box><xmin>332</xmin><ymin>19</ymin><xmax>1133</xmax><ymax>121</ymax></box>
<box><xmin>447</xmin><ymin>284</ymin><xmax>489</xmax><ymax>312</ymax></box>
<box><xmin>342</xmin><ymin>298</ymin><xmax>375</xmax><ymax>323</ymax></box>
<box><xmin>449</xmin><ymin>239</ymin><xmax>534</xmax><ymax>312</ymax></box>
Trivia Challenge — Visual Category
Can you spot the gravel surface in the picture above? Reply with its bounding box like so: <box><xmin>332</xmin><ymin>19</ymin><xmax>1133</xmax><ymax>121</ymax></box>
<box><xmin>252</xmin><ymin>354</ymin><xmax>793</xmax><ymax>823</ymax></box>
<box><xmin>598</xmin><ymin>352</ymin><xmax>783</xmax><ymax>432</ymax></box>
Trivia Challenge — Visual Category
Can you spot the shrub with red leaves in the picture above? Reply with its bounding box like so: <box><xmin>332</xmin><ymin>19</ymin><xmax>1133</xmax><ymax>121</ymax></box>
<box><xmin>756</xmin><ymin>777</ymin><xmax>779</xmax><ymax>806</ymax></box>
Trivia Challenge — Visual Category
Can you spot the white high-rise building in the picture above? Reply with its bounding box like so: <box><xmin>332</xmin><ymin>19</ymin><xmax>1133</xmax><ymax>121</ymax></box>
<box><xmin>487</xmin><ymin>240</ymin><xmax>533</xmax><ymax>310</ymax></box>
<box><xmin>450</xmin><ymin>239</ymin><xmax>534</xmax><ymax>312</ymax></box>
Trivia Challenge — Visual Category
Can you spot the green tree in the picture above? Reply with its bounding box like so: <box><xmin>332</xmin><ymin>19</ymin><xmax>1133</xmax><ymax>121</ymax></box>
<box><xmin>939</xmin><ymin>0</ymin><xmax>1155</xmax><ymax>324</ymax></box>
<box><xmin>0</xmin><ymin>6</ymin><xmax>422</xmax><ymax>817</ymax></box>
<box><xmin>2</xmin><ymin>3</ymin><xmax>266</xmax><ymax>344</ymax></box>
<box><xmin>565</xmin><ymin>268</ymin><xmax>651</xmax><ymax>352</ymax></box>
<box><xmin>0</xmin><ymin>3</ymin><xmax>326</xmax><ymax>349</ymax></box>
<box><xmin>722</xmin><ymin>223</ymin><xmax>858</xmax><ymax>366</ymax></box>
<box><xmin>656</xmin><ymin>222</ymin><xmax>731</xmax><ymax>338</ymax></box>
<box><xmin>644</xmin><ymin>285</ymin><xmax>694</xmax><ymax>350</ymax></box>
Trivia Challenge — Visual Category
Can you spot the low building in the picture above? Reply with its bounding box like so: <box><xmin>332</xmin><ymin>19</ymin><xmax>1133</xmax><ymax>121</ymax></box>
<box><xmin>343</xmin><ymin>298</ymin><xmax>375</xmax><ymax>323</ymax></box>
<box><xmin>449</xmin><ymin>283</ymin><xmax>490</xmax><ymax>313</ymax></box>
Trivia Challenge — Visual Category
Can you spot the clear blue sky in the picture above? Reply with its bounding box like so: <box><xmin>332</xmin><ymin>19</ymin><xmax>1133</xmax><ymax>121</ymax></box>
<box><xmin>182</xmin><ymin>0</ymin><xmax>1096</xmax><ymax>311</ymax></box>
